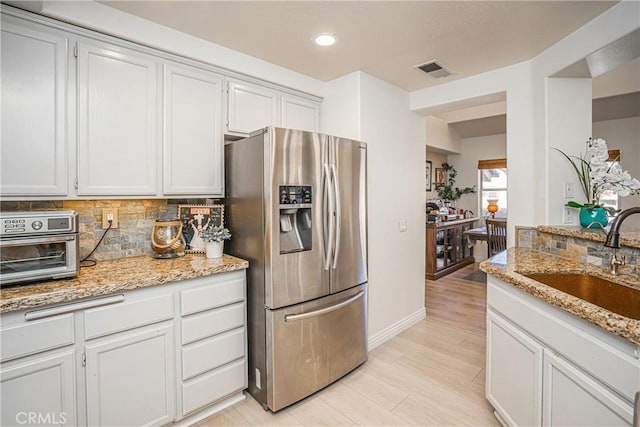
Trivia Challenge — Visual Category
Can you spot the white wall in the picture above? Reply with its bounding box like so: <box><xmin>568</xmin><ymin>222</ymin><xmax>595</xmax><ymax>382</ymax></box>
<box><xmin>425</xmin><ymin>116</ymin><xmax>461</xmax><ymax>153</ymax></box>
<box><xmin>593</xmin><ymin>116</ymin><xmax>640</xmax><ymax>230</ymax></box>
<box><xmin>546</xmin><ymin>78</ymin><xmax>593</xmax><ymax>225</ymax></box>
<box><xmin>448</xmin><ymin>134</ymin><xmax>507</xmax><ymax>215</ymax></box>
<box><xmin>323</xmin><ymin>72</ymin><xmax>426</xmax><ymax>346</ymax></box>
<box><xmin>360</xmin><ymin>73</ymin><xmax>426</xmax><ymax>343</ymax></box>
<box><xmin>410</xmin><ymin>1</ymin><xmax>640</xmax><ymax>244</ymax></box>
<box><xmin>320</xmin><ymin>73</ymin><xmax>361</xmax><ymax>140</ymax></box>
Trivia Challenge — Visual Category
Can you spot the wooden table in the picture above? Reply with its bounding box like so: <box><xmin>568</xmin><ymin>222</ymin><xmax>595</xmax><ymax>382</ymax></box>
<box><xmin>465</xmin><ymin>226</ymin><xmax>488</xmax><ymax>242</ymax></box>
<box><xmin>464</xmin><ymin>226</ymin><xmax>489</xmax><ymax>257</ymax></box>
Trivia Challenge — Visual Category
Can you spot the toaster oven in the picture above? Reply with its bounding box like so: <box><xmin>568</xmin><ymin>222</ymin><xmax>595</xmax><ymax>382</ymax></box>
<box><xmin>0</xmin><ymin>211</ymin><xmax>79</xmax><ymax>286</ymax></box>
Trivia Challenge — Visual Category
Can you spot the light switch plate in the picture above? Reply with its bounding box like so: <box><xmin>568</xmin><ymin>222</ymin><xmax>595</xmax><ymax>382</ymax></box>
<box><xmin>564</xmin><ymin>182</ymin><xmax>575</xmax><ymax>199</ymax></box>
<box><xmin>563</xmin><ymin>207</ymin><xmax>575</xmax><ymax>224</ymax></box>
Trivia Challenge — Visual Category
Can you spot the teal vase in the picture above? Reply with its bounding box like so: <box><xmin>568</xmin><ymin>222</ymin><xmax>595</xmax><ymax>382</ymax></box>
<box><xmin>579</xmin><ymin>207</ymin><xmax>608</xmax><ymax>229</ymax></box>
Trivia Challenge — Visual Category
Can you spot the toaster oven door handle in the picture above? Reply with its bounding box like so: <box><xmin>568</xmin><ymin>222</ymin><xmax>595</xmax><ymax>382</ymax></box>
<box><xmin>24</xmin><ymin>294</ymin><xmax>125</xmax><ymax>321</ymax></box>
<box><xmin>1</xmin><ymin>235</ymin><xmax>76</xmax><ymax>247</ymax></box>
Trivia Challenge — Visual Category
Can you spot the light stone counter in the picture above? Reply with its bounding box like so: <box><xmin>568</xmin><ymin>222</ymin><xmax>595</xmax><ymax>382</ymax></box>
<box><xmin>0</xmin><ymin>254</ymin><xmax>248</xmax><ymax>314</ymax></box>
<box><xmin>481</xmin><ymin>247</ymin><xmax>640</xmax><ymax>345</ymax></box>
<box><xmin>538</xmin><ymin>225</ymin><xmax>640</xmax><ymax>249</ymax></box>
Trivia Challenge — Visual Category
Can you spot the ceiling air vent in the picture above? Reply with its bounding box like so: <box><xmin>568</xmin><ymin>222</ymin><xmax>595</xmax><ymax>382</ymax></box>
<box><xmin>415</xmin><ymin>60</ymin><xmax>452</xmax><ymax>79</ymax></box>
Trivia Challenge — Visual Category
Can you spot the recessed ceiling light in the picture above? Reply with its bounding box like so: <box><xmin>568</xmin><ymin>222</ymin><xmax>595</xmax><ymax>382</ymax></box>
<box><xmin>313</xmin><ymin>33</ymin><xmax>337</xmax><ymax>47</ymax></box>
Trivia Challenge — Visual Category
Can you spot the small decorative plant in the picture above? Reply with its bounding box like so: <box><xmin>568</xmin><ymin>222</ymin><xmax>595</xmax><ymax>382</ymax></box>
<box><xmin>555</xmin><ymin>138</ymin><xmax>640</xmax><ymax>214</ymax></box>
<box><xmin>436</xmin><ymin>162</ymin><xmax>476</xmax><ymax>203</ymax></box>
<box><xmin>200</xmin><ymin>226</ymin><xmax>231</xmax><ymax>243</ymax></box>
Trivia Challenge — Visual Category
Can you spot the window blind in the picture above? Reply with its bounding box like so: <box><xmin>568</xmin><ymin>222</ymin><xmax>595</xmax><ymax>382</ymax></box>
<box><xmin>478</xmin><ymin>158</ymin><xmax>507</xmax><ymax>169</ymax></box>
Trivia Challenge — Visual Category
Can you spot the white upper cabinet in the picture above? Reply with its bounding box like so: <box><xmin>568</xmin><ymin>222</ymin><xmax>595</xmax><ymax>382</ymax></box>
<box><xmin>163</xmin><ymin>63</ymin><xmax>224</xmax><ymax>196</ymax></box>
<box><xmin>226</xmin><ymin>79</ymin><xmax>279</xmax><ymax>135</ymax></box>
<box><xmin>0</xmin><ymin>7</ymin><xmax>323</xmax><ymax>199</ymax></box>
<box><xmin>281</xmin><ymin>94</ymin><xmax>320</xmax><ymax>132</ymax></box>
<box><xmin>77</xmin><ymin>40</ymin><xmax>159</xmax><ymax>196</ymax></box>
<box><xmin>0</xmin><ymin>18</ymin><xmax>68</xmax><ymax>196</ymax></box>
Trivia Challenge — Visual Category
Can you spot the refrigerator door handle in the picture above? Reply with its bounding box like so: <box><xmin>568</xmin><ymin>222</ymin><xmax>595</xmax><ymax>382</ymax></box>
<box><xmin>323</xmin><ymin>162</ymin><xmax>334</xmax><ymax>271</ymax></box>
<box><xmin>284</xmin><ymin>291</ymin><xmax>365</xmax><ymax>322</ymax></box>
<box><xmin>330</xmin><ymin>163</ymin><xmax>341</xmax><ymax>270</ymax></box>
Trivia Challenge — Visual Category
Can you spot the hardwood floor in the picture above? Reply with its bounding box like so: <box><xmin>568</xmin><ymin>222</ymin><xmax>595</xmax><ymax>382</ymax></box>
<box><xmin>199</xmin><ymin>263</ymin><xmax>497</xmax><ymax>426</ymax></box>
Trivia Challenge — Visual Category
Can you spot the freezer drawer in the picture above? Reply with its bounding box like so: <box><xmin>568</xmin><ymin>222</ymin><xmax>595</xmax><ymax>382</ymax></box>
<box><xmin>265</xmin><ymin>284</ymin><xmax>367</xmax><ymax>411</ymax></box>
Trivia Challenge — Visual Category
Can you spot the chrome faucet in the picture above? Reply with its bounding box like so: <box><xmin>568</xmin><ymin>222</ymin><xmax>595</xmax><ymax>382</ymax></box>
<box><xmin>609</xmin><ymin>251</ymin><xmax>625</xmax><ymax>275</ymax></box>
<box><xmin>604</xmin><ymin>207</ymin><xmax>640</xmax><ymax>275</ymax></box>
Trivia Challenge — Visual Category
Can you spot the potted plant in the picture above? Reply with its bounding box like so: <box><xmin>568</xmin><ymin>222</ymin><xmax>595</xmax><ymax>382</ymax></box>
<box><xmin>555</xmin><ymin>138</ymin><xmax>640</xmax><ymax>229</ymax></box>
<box><xmin>436</xmin><ymin>162</ymin><xmax>476</xmax><ymax>209</ymax></box>
<box><xmin>200</xmin><ymin>226</ymin><xmax>232</xmax><ymax>259</ymax></box>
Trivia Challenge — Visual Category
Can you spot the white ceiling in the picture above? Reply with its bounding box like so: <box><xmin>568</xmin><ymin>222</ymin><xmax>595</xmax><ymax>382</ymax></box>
<box><xmin>99</xmin><ymin>0</ymin><xmax>619</xmax><ymax>92</ymax></box>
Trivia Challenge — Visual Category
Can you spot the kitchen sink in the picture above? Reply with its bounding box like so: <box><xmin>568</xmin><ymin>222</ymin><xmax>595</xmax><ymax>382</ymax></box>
<box><xmin>524</xmin><ymin>273</ymin><xmax>640</xmax><ymax>320</ymax></box>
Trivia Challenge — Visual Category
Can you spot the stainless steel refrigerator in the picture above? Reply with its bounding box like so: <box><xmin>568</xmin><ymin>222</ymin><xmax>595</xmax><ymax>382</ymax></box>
<box><xmin>225</xmin><ymin>127</ymin><xmax>368</xmax><ymax>412</ymax></box>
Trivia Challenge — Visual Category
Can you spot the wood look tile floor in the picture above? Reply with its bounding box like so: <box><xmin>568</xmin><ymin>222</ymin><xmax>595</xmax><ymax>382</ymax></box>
<box><xmin>199</xmin><ymin>264</ymin><xmax>498</xmax><ymax>426</ymax></box>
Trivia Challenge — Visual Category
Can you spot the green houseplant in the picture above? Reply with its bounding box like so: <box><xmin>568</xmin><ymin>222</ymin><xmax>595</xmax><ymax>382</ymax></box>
<box><xmin>555</xmin><ymin>138</ymin><xmax>640</xmax><ymax>228</ymax></box>
<box><xmin>436</xmin><ymin>162</ymin><xmax>476</xmax><ymax>207</ymax></box>
<box><xmin>200</xmin><ymin>226</ymin><xmax>231</xmax><ymax>258</ymax></box>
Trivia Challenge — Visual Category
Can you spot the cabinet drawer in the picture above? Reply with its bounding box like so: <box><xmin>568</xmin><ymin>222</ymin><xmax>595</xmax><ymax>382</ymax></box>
<box><xmin>0</xmin><ymin>314</ymin><xmax>74</xmax><ymax>362</ymax></box>
<box><xmin>84</xmin><ymin>293</ymin><xmax>174</xmax><ymax>340</ymax></box>
<box><xmin>180</xmin><ymin>275</ymin><xmax>244</xmax><ymax>316</ymax></box>
<box><xmin>182</xmin><ymin>328</ymin><xmax>245</xmax><ymax>381</ymax></box>
<box><xmin>181</xmin><ymin>302</ymin><xmax>245</xmax><ymax>345</ymax></box>
<box><xmin>488</xmin><ymin>277</ymin><xmax>640</xmax><ymax>402</ymax></box>
<box><xmin>182</xmin><ymin>358</ymin><xmax>246</xmax><ymax>416</ymax></box>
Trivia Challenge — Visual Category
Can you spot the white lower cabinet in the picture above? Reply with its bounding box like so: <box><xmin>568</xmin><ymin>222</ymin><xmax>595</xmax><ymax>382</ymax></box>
<box><xmin>0</xmin><ymin>270</ymin><xmax>247</xmax><ymax>427</ymax></box>
<box><xmin>178</xmin><ymin>273</ymin><xmax>247</xmax><ymax>418</ymax></box>
<box><xmin>486</xmin><ymin>275</ymin><xmax>639</xmax><ymax>427</ymax></box>
<box><xmin>86</xmin><ymin>324</ymin><xmax>175</xmax><ymax>427</ymax></box>
<box><xmin>487</xmin><ymin>311</ymin><xmax>543</xmax><ymax>427</ymax></box>
<box><xmin>543</xmin><ymin>350</ymin><xmax>632</xmax><ymax>426</ymax></box>
<box><xmin>0</xmin><ymin>350</ymin><xmax>76</xmax><ymax>427</ymax></box>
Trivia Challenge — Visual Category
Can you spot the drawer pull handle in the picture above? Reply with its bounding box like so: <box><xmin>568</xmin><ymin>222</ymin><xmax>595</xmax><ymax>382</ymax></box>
<box><xmin>25</xmin><ymin>294</ymin><xmax>125</xmax><ymax>320</ymax></box>
<box><xmin>285</xmin><ymin>291</ymin><xmax>364</xmax><ymax>322</ymax></box>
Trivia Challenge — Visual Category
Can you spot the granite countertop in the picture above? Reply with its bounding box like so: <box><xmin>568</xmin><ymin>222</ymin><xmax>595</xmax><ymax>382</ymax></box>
<box><xmin>480</xmin><ymin>248</ymin><xmax>640</xmax><ymax>345</ymax></box>
<box><xmin>538</xmin><ymin>225</ymin><xmax>640</xmax><ymax>249</ymax></box>
<box><xmin>0</xmin><ymin>254</ymin><xmax>249</xmax><ymax>314</ymax></box>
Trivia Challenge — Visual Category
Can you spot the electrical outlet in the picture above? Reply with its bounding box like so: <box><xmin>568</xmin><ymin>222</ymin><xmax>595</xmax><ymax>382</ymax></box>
<box><xmin>564</xmin><ymin>182</ymin><xmax>575</xmax><ymax>199</ymax></box>
<box><xmin>398</xmin><ymin>220</ymin><xmax>407</xmax><ymax>232</ymax></box>
<box><xmin>563</xmin><ymin>207</ymin><xmax>575</xmax><ymax>224</ymax></box>
<box><xmin>102</xmin><ymin>208</ymin><xmax>119</xmax><ymax>229</ymax></box>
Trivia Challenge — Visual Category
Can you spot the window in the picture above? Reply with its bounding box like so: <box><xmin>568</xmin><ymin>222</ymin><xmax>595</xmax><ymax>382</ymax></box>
<box><xmin>478</xmin><ymin>159</ymin><xmax>507</xmax><ymax>218</ymax></box>
<box><xmin>600</xmin><ymin>149</ymin><xmax>621</xmax><ymax>210</ymax></box>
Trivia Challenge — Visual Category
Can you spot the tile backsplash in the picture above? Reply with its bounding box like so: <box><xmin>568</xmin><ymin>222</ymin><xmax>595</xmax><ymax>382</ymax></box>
<box><xmin>0</xmin><ymin>199</ymin><xmax>220</xmax><ymax>260</ymax></box>
<box><xmin>516</xmin><ymin>226</ymin><xmax>639</xmax><ymax>273</ymax></box>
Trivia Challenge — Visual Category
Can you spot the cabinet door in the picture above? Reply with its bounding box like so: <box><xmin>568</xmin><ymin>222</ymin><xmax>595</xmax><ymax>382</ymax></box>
<box><xmin>226</xmin><ymin>79</ymin><xmax>279</xmax><ymax>134</ymax></box>
<box><xmin>85</xmin><ymin>324</ymin><xmax>175</xmax><ymax>427</ymax></box>
<box><xmin>163</xmin><ymin>63</ymin><xmax>224</xmax><ymax>195</ymax></box>
<box><xmin>280</xmin><ymin>95</ymin><xmax>320</xmax><ymax>132</ymax></box>
<box><xmin>0</xmin><ymin>18</ymin><xmax>68</xmax><ymax>196</ymax></box>
<box><xmin>543</xmin><ymin>350</ymin><xmax>633</xmax><ymax>426</ymax></box>
<box><xmin>486</xmin><ymin>310</ymin><xmax>543</xmax><ymax>427</ymax></box>
<box><xmin>77</xmin><ymin>41</ymin><xmax>159</xmax><ymax>196</ymax></box>
<box><xmin>1</xmin><ymin>350</ymin><xmax>76</xmax><ymax>427</ymax></box>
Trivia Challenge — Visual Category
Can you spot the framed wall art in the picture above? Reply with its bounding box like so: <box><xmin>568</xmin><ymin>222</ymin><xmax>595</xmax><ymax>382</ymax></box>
<box><xmin>425</xmin><ymin>160</ymin><xmax>432</xmax><ymax>192</ymax></box>
<box><xmin>435</xmin><ymin>168</ymin><xmax>446</xmax><ymax>188</ymax></box>
<box><xmin>178</xmin><ymin>204</ymin><xmax>224</xmax><ymax>253</ymax></box>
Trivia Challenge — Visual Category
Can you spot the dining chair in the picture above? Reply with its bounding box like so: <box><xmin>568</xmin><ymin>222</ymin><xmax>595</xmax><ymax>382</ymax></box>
<box><xmin>486</xmin><ymin>219</ymin><xmax>507</xmax><ymax>257</ymax></box>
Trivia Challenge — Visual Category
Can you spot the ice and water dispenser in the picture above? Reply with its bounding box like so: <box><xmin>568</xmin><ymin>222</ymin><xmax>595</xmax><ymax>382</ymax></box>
<box><xmin>279</xmin><ymin>185</ymin><xmax>312</xmax><ymax>254</ymax></box>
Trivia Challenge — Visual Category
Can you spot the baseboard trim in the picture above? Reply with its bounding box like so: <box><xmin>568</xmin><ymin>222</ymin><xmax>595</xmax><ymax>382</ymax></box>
<box><xmin>367</xmin><ymin>307</ymin><xmax>426</xmax><ymax>351</ymax></box>
<box><xmin>171</xmin><ymin>391</ymin><xmax>245</xmax><ymax>426</ymax></box>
